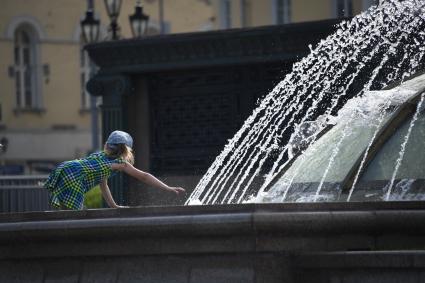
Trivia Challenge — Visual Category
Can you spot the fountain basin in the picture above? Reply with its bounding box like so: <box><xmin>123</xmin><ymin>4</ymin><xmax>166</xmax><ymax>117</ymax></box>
<box><xmin>1</xmin><ymin>203</ymin><xmax>425</xmax><ymax>282</ymax></box>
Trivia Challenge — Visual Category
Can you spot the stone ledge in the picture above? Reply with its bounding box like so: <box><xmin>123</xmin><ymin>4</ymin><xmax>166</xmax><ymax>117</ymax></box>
<box><xmin>1</xmin><ymin>203</ymin><xmax>425</xmax><ymax>260</ymax></box>
<box><xmin>2</xmin><ymin>201</ymin><xmax>425</xmax><ymax>223</ymax></box>
<box><xmin>2</xmin><ymin>204</ymin><xmax>425</xmax><ymax>237</ymax></box>
<box><xmin>295</xmin><ymin>251</ymin><xmax>425</xmax><ymax>268</ymax></box>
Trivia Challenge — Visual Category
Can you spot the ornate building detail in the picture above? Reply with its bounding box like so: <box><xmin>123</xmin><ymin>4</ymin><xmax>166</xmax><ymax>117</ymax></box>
<box><xmin>85</xmin><ymin>19</ymin><xmax>340</xmax><ymax>73</ymax></box>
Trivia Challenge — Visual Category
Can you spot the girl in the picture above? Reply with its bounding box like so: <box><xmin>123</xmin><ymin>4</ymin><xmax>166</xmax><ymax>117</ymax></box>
<box><xmin>44</xmin><ymin>130</ymin><xmax>185</xmax><ymax>210</ymax></box>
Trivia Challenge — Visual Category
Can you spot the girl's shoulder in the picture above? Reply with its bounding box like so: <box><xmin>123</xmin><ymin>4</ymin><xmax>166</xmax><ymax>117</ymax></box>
<box><xmin>85</xmin><ymin>151</ymin><xmax>105</xmax><ymax>159</ymax></box>
<box><xmin>101</xmin><ymin>151</ymin><xmax>126</xmax><ymax>164</ymax></box>
<box><xmin>83</xmin><ymin>151</ymin><xmax>114</xmax><ymax>164</ymax></box>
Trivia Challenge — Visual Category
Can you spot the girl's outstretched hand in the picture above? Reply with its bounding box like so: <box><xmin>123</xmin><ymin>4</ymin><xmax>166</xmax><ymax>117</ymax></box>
<box><xmin>168</xmin><ymin>187</ymin><xmax>186</xmax><ymax>196</ymax></box>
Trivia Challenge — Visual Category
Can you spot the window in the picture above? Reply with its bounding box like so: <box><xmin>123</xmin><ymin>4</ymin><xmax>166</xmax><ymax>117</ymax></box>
<box><xmin>220</xmin><ymin>0</ymin><xmax>232</xmax><ymax>29</ymax></box>
<box><xmin>80</xmin><ymin>46</ymin><xmax>92</xmax><ymax>110</ymax></box>
<box><xmin>276</xmin><ymin>0</ymin><xmax>291</xmax><ymax>24</ymax></box>
<box><xmin>14</xmin><ymin>27</ymin><xmax>38</xmax><ymax>109</ymax></box>
<box><xmin>147</xmin><ymin>22</ymin><xmax>163</xmax><ymax>35</ymax></box>
<box><xmin>240</xmin><ymin>0</ymin><xmax>249</xmax><ymax>27</ymax></box>
<box><xmin>80</xmin><ymin>37</ymin><xmax>101</xmax><ymax>111</ymax></box>
<box><xmin>334</xmin><ymin>0</ymin><xmax>353</xmax><ymax>18</ymax></box>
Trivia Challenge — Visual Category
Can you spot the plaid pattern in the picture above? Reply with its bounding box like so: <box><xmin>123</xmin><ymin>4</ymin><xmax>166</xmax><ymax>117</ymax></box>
<box><xmin>44</xmin><ymin>151</ymin><xmax>124</xmax><ymax>210</ymax></box>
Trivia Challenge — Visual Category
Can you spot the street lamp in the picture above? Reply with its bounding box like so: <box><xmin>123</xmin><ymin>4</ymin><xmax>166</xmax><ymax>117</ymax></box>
<box><xmin>129</xmin><ymin>1</ymin><xmax>150</xmax><ymax>38</ymax></box>
<box><xmin>104</xmin><ymin>0</ymin><xmax>122</xmax><ymax>40</ymax></box>
<box><xmin>80</xmin><ymin>9</ymin><xmax>100</xmax><ymax>44</ymax></box>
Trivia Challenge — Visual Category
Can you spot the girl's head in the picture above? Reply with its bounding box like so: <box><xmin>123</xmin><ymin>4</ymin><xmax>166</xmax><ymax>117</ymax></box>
<box><xmin>104</xmin><ymin>131</ymin><xmax>134</xmax><ymax>164</ymax></box>
<box><xmin>104</xmin><ymin>143</ymin><xmax>134</xmax><ymax>164</ymax></box>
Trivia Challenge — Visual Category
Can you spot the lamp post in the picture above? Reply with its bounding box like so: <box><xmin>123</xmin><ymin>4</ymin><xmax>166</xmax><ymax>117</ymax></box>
<box><xmin>81</xmin><ymin>9</ymin><xmax>101</xmax><ymax>152</ymax></box>
<box><xmin>104</xmin><ymin>0</ymin><xmax>122</xmax><ymax>40</ymax></box>
<box><xmin>129</xmin><ymin>0</ymin><xmax>150</xmax><ymax>38</ymax></box>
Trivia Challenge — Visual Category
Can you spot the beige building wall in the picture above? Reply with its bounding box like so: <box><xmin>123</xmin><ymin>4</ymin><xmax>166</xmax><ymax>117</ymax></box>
<box><xmin>251</xmin><ymin>0</ymin><xmax>275</xmax><ymax>27</ymax></box>
<box><xmin>292</xmin><ymin>0</ymin><xmax>334</xmax><ymax>22</ymax></box>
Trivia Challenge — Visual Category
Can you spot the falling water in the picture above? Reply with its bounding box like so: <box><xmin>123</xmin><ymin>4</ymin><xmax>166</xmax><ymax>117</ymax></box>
<box><xmin>186</xmin><ymin>0</ymin><xmax>425</xmax><ymax>205</ymax></box>
<box><xmin>346</xmin><ymin>49</ymin><xmax>425</xmax><ymax>201</ymax></box>
<box><xmin>385</xmin><ymin>92</ymin><xmax>425</xmax><ymax>200</ymax></box>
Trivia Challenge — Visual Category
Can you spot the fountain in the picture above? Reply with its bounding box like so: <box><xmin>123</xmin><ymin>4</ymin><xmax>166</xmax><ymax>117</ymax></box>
<box><xmin>3</xmin><ymin>1</ymin><xmax>425</xmax><ymax>282</ymax></box>
<box><xmin>187</xmin><ymin>0</ymin><xmax>425</xmax><ymax>205</ymax></box>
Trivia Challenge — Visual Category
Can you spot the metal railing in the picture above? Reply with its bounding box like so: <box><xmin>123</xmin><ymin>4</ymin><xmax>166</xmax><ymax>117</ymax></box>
<box><xmin>0</xmin><ymin>175</ymin><xmax>51</xmax><ymax>213</ymax></box>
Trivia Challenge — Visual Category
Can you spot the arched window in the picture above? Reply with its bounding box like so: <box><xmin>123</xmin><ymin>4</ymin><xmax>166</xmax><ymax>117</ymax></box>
<box><xmin>14</xmin><ymin>26</ymin><xmax>38</xmax><ymax>109</ymax></box>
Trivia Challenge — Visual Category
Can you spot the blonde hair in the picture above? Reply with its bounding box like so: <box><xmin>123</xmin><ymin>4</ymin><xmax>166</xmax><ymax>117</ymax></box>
<box><xmin>104</xmin><ymin>143</ymin><xmax>134</xmax><ymax>165</ymax></box>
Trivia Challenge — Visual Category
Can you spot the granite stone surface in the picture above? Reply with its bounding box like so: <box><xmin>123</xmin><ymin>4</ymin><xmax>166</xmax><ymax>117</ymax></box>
<box><xmin>1</xmin><ymin>203</ymin><xmax>425</xmax><ymax>282</ymax></box>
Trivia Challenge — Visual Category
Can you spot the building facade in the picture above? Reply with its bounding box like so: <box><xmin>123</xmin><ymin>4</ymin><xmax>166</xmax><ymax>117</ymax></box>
<box><xmin>0</xmin><ymin>0</ymin><xmax>213</xmax><ymax>174</ymax></box>
<box><xmin>0</xmin><ymin>0</ymin><xmax>376</xmax><ymax>175</ymax></box>
<box><xmin>212</xmin><ymin>0</ymin><xmax>377</xmax><ymax>29</ymax></box>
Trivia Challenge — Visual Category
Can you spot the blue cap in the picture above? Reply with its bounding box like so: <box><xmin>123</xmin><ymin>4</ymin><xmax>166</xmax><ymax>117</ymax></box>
<box><xmin>106</xmin><ymin>130</ymin><xmax>133</xmax><ymax>148</ymax></box>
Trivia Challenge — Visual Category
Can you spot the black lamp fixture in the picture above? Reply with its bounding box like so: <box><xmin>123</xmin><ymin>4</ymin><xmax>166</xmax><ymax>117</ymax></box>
<box><xmin>129</xmin><ymin>0</ymin><xmax>150</xmax><ymax>38</ymax></box>
<box><xmin>104</xmin><ymin>0</ymin><xmax>123</xmax><ymax>40</ymax></box>
<box><xmin>80</xmin><ymin>9</ymin><xmax>100</xmax><ymax>44</ymax></box>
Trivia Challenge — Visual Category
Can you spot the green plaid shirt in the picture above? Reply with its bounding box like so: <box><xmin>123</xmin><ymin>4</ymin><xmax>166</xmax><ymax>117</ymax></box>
<box><xmin>44</xmin><ymin>151</ymin><xmax>124</xmax><ymax>209</ymax></box>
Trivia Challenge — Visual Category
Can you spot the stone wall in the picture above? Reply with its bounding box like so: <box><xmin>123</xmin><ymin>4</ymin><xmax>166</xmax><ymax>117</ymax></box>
<box><xmin>1</xmin><ymin>202</ymin><xmax>425</xmax><ymax>282</ymax></box>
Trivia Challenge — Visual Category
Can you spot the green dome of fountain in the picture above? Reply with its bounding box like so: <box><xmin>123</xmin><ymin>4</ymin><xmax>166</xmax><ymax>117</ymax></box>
<box><xmin>259</xmin><ymin>72</ymin><xmax>425</xmax><ymax>203</ymax></box>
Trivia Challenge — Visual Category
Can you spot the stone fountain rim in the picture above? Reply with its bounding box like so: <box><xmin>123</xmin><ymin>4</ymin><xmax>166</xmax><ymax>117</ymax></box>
<box><xmin>2</xmin><ymin>201</ymin><xmax>425</xmax><ymax>260</ymax></box>
<box><xmin>1</xmin><ymin>201</ymin><xmax>425</xmax><ymax>223</ymax></box>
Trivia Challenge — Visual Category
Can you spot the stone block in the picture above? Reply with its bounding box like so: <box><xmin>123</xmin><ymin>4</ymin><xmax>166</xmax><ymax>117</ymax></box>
<box><xmin>43</xmin><ymin>259</ymin><xmax>81</xmax><ymax>283</ymax></box>
<box><xmin>80</xmin><ymin>257</ymin><xmax>119</xmax><ymax>283</ymax></box>
<box><xmin>376</xmin><ymin>235</ymin><xmax>425</xmax><ymax>250</ymax></box>
<box><xmin>116</xmin><ymin>256</ymin><xmax>189</xmax><ymax>283</ymax></box>
<box><xmin>0</xmin><ymin>260</ymin><xmax>44</xmax><ymax>283</ymax></box>
<box><xmin>189</xmin><ymin>267</ymin><xmax>254</xmax><ymax>283</ymax></box>
<box><xmin>293</xmin><ymin>270</ymin><xmax>336</xmax><ymax>283</ymax></box>
<box><xmin>254</xmin><ymin>254</ymin><xmax>293</xmax><ymax>283</ymax></box>
<box><xmin>186</xmin><ymin>254</ymin><xmax>256</xmax><ymax>283</ymax></box>
<box><xmin>341</xmin><ymin>269</ymin><xmax>420</xmax><ymax>283</ymax></box>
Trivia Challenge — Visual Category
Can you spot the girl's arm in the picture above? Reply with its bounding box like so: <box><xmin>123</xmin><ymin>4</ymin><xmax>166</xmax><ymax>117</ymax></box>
<box><xmin>99</xmin><ymin>179</ymin><xmax>126</xmax><ymax>208</ymax></box>
<box><xmin>111</xmin><ymin>162</ymin><xmax>185</xmax><ymax>195</ymax></box>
